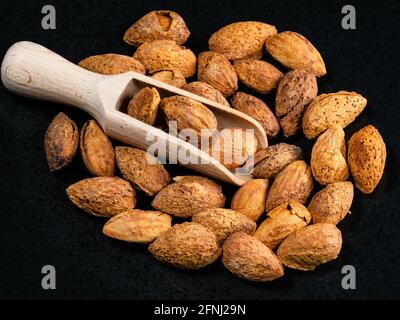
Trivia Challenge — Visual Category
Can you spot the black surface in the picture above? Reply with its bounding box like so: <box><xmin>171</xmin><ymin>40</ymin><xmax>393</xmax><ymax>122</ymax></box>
<box><xmin>0</xmin><ymin>0</ymin><xmax>399</xmax><ymax>300</ymax></box>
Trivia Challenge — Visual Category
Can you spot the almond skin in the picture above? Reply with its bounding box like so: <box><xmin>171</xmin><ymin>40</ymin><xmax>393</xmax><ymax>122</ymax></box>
<box><xmin>150</xmin><ymin>69</ymin><xmax>187</xmax><ymax>88</ymax></box>
<box><xmin>103</xmin><ymin>210</ymin><xmax>172</xmax><ymax>243</ymax></box>
<box><xmin>231</xmin><ymin>92</ymin><xmax>280</xmax><ymax>138</ymax></box>
<box><xmin>311</xmin><ymin>126</ymin><xmax>349</xmax><ymax>185</ymax></box>
<box><xmin>182</xmin><ymin>81</ymin><xmax>230</xmax><ymax>107</ymax></box>
<box><xmin>246</xmin><ymin>143</ymin><xmax>302</xmax><ymax>179</ymax></box>
<box><xmin>308</xmin><ymin>182</ymin><xmax>354</xmax><ymax>225</ymax></box>
<box><xmin>148</xmin><ymin>222</ymin><xmax>221</xmax><ymax>269</ymax></box>
<box><xmin>348</xmin><ymin>125</ymin><xmax>386</xmax><ymax>194</ymax></box>
<box><xmin>160</xmin><ymin>95</ymin><xmax>218</xmax><ymax>138</ymax></box>
<box><xmin>265</xmin><ymin>31</ymin><xmax>326</xmax><ymax>76</ymax></box>
<box><xmin>277</xmin><ymin>223</ymin><xmax>342</xmax><ymax>271</ymax></box>
<box><xmin>254</xmin><ymin>201</ymin><xmax>311</xmax><ymax>249</ymax></box>
<box><xmin>44</xmin><ymin>112</ymin><xmax>78</xmax><ymax>171</ymax></box>
<box><xmin>197</xmin><ymin>51</ymin><xmax>238</xmax><ymax>97</ymax></box>
<box><xmin>275</xmin><ymin>69</ymin><xmax>318</xmax><ymax>137</ymax></box>
<box><xmin>222</xmin><ymin>232</ymin><xmax>284</xmax><ymax>282</ymax></box>
<box><xmin>209</xmin><ymin>128</ymin><xmax>258</xmax><ymax>170</ymax></box>
<box><xmin>123</xmin><ymin>10</ymin><xmax>190</xmax><ymax>47</ymax></box>
<box><xmin>302</xmin><ymin>91</ymin><xmax>367</xmax><ymax>139</ymax></box>
<box><xmin>231</xmin><ymin>179</ymin><xmax>269</xmax><ymax>222</ymax></box>
<box><xmin>151</xmin><ymin>176</ymin><xmax>226</xmax><ymax>218</ymax></box>
<box><xmin>208</xmin><ymin>21</ymin><xmax>277</xmax><ymax>61</ymax></box>
<box><xmin>133</xmin><ymin>40</ymin><xmax>196</xmax><ymax>77</ymax></box>
<box><xmin>66</xmin><ymin>177</ymin><xmax>136</xmax><ymax>217</ymax></box>
<box><xmin>127</xmin><ymin>87</ymin><xmax>161</xmax><ymax>126</ymax></box>
<box><xmin>192</xmin><ymin>208</ymin><xmax>256</xmax><ymax>243</ymax></box>
<box><xmin>78</xmin><ymin>54</ymin><xmax>145</xmax><ymax>75</ymax></box>
<box><xmin>115</xmin><ymin>147</ymin><xmax>170</xmax><ymax>197</ymax></box>
<box><xmin>266</xmin><ymin>160</ymin><xmax>313</xmax><ymax>211</ymax></box>
<box><xmin>80</xmin><ymin>120</ymin><xmax>115</xmax><ymax>177</ymax></box>
<box><xmin>233</xmin><ymin>59</ymin><xmax>283</xmax><ymax>94</ymax></box>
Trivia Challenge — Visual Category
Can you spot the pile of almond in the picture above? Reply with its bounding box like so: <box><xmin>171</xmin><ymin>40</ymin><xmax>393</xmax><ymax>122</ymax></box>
<box><xmin>44</xmin><ymin>11</ymin><xmax>386</xmax><ymax>282</ymax></box>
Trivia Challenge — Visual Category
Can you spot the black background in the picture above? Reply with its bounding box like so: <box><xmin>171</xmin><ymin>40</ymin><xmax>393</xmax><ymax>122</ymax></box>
<box><xmin>0</xmin><ymin>0</ymin><xmax>399</xmax><ymax>300</ymax></box>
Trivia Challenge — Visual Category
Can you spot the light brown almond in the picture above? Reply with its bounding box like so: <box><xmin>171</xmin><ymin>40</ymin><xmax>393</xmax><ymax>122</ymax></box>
<box><xmin>78</xmin><ymin>54</ymin><xmax>145</xmax><ymax>75</ymax></box>
<box><xmin>127</xmin><ymin>87</ymin><xmax>161</xmax><ymax>125</ymax></box>
<box><xmin>182</xmin><ymin>81</ymin><xmax>230</xmax><ymax>107</ymax></box>
<box><xmin>150</xmin><ymin>69</ymin><xmax>187</xmax><ymax>88</ymax></box>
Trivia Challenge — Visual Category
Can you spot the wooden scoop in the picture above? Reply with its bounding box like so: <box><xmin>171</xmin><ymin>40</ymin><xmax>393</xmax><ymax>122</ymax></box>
<box><xmin>1</xmin><ymin>41</ymin><xmax>268</xmax><ymax>186</ymax></box>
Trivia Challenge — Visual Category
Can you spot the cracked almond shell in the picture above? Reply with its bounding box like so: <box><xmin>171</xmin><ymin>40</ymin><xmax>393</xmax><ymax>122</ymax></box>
<box><xmin>275</xmin><ymin>69</ymin><xmax>318</xmax><ymax>137</ymax></box>
<box><xmin>302</xmin><ymin>91</ymin><xmax>367</xmax><ymax>139</ymax></box>
<box><xmin>150</xmin><ymin>69</ymin><xmax>187</xmax><ymax>88</ymax></box>
<box><xmin>182</xmin><ymin>81</ymin><xmax>230</xmax><ymax>107</ymax></box>
<box><xmin>208</xmin><ymin>21</ymin><xmax>277</xmax><ymax>61</ymax></box>
<box><xmin>192</xmin><ymin>208</ymin><xmax>256</xmax><ymax>243</ymax></box>
<box><xmin>78</xmin><ymin>54</ymin><xmax>145</xmax><ymax>75</ymax></box>
<box><xmin>231</xmin><ymin>92</ymin><xmax>280</xmax><ymax>138</ymax></box>
<box><xmin>265</xmin><ymin>31</ymin><xmax>326</xmax><ymax>76</ymax></box>
<box><xmin>348</xmin><ymin>125</ymin><xmax>386</xmax><ymax>194</ymax></box>
<box><xmin>254</xmin><ymin>201</ymin><xmax>311</xmax><ymax>249</ymax></box>
<box><xmin>222</xmin><ymin>232</ymin><xmax>284</xmax><ymax>282</ymax></box>
<box><xmin>80</xmin><ymin>120</ymin><xmax>115</xmax><ymax>177</ymax></box>
<box><xmin>148</xmin><ymin>222</ymin><xmax>221</xmax><ymax>269</ymax></box>
<box><xmin>103</xmin><ymin>209</ymin><xmax>172</xmax><ymax>243</ymax></box>
<box><xmin>66</xmin><ymin>177</ymin><xmax>136</xmax><ymax>217</ymax></box>
<box><xmin>115</xmin><ymin>147</ymin><xmax>170</xmax><ymax>197</ymax></box>
<box><xmin>133</xmin><ymin>40</ymin><xmax>196</xmax><ymax>77</ymax></box>
<box><xmin>197</xmin><ymin>51</ymin><xmax>238</xmax><ymax>97</ymax></box>
<box><xmin>151</xmin><ymin>176</ymin><xmax>226</xmax><ymax>218</ymax></box>
<box><xmin>127</xmin><ymin>87</ymin><xmax>161</xmax><ymax>125</ymax></box>
<box><xmin>44</xmin><ymin>112</ymin><xmax>78</xmax><ymax>171</ymax></box>
<box><xmin>123</xmin><ymin>10</ymin><xmax>190</xmax><ymax>47</ymax></box>
<box><xmin>266</xmin><ymin>160</ymin><xmax>313</xmax><ymax>212</ymax></box>
<box><xmin>277</xmin><ymin>223</ymin><xmax>342</xmax><ymax>271</ymax></box>
<box><xmin>230</xmin><ymin>179</ymin><xmax>269</xmax><ymax>222</ymax></box>
<box><xmin>308</xmin><ymin>182</ymin><xmax>354</xmax><ymax>225</ymax></box>
<box><xmin>233</xmin><ymin>59</ymin><xmax>283</xmax><ymax>94</ymax></box>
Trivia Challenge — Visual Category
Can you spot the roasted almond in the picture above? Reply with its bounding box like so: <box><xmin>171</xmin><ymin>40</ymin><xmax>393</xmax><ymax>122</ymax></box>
<box><xmin>78</xmin><ymin>54</ymin><xmax>145</xmax><ymax>75</ymax></box>
<box><xmin>44</xmin><ymin>112</ymin><xmax>78</xmax><ymax>171</ymax></box>
<box><xmin>127</xmin><ymin>87</ymin><xmax>161</xmax><ymax>125</ymax></box>
<box><xmin>182</xmin><ymin>81</ymin><xmax>230</xmax><ymax>107</ymax></box>
<box><xmin>115</xmin><ymin>146</ymin><xmax>170</xmax><ymax>196</ymax></box>
<box><xmin>80</xmin><ymin>120</ymin><xmax>115</xmax><ymax>177</ymax></box>
<box><xmin>150</xmin><ymin>69</ymin><xmax>187</xmax><ymax>88</ymax></box>
<box><xmin>233</xmin><ymin>59</ymin><xmax>283</xmax><ymax>94</ymax></box>
<box><xmin>123</xmin><ymin>10</ymin><xmax>190</xmax><ymax>47</ymax></box>
<box><xmin>66</xmin><ymin>177</ymin><xmax>136</xmax><ymax>217</ymax></box>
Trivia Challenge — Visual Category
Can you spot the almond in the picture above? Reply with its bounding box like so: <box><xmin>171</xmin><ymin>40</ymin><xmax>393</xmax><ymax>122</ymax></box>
<box><xmin>208</xmin><ymin>21</ymin><xmax>277</xmax><ymax>61</ymax></box>
<box><xmin>160</xmin><ymin>95</ymin><xmax>218</xmax><ymax>139</ymax></box>
<box><xmin>311</xmin><ymin>126</ymin><xmax>349</xmax><ymax>185</ymax></box>
<box><xmin>78</xmin><ymin>54</ymin><xmax>145</xmax><ymax>75</ymax></box>
<box><xmin>133</xmin><ymin>40</ymin><xmax>196</xmax><ymax>77</ymax></box>
<box><xmin>302</xmin><ymin>91</ymin><xmax>367</xmax><ymax>139</ymax></box>
<box><xmin>277</xmin><ymin>223</ymin><xmax>342</xmax><ymax>271</ymax></box>
<box><xmin>151</xmin><ymin>176</ymin><xmax>226</xmax><ymax>218</ymax></box>
<box><xmin>266</xmin><ymin>160</ymin><xmax>313</xmax><ymax>211</ymax></box>
<box><xmin>150</xmin><ymin>69</ymin><xmax>186</xmax><ymax>88</ymax></box>
<box><xmin>233</xmin><ymin>59</ymin><xmax>283</xmax><ymax>94</ymax></box>
<box><xmin>148</xmin><ymin>222</ymin><xmax>221</xmax><ymax>269</ymax></box>
<box><xmin>103</xmin><ymin>209</ymin><xmax>172</xmax><ymax>243</ymax></box>
<box><xmin>275</xmin><ymin>69</ymin><xmax>318</xmax><ymax>137</ymax></box>
<box><xmin>265</xmin><ymin>31</ymin><xmax>326</xmax><ymax>76</ymax></box>
<box><xmin>348</xmin><ymin>125</ymin><xmax>386</xmax><ymax>193</ymax></box>
<box><xmin>192</xmin><ymin>208</ymin><xmax>256</xmax><ymax>243</ymax></box>
<box><xmin>209</xmin><ymin>128</ymin><xmax>258</xmax><ymax>170</ymax></box>
<box><xmin>44</xmin><ymin>112</ymin><xmax>78</xmax><ymax>171</ymax></box>
<box><xmin>182</xmin><ymin>81</ymin><xmax>230</xmax><ymax>107</ymax></box>
<box><xmin>308</xmin><ymin>182</ymin><xmax>354</xmax><ymax>225</ymax></box>
<box><xmin>231</xmin><ymin>179</ymin><xmax>269</xmax><ymax>222</ymax></box>
<box><xmin>197</xmin><ymin>51</ymin><xmax>238</xmax><ymax>97</ymax></box>
<box><xmin>123</xmin><ymin>10</ymin><xmax>190</xmax><ymax>47</ymax></box>
<box><xmin>80</xmin><ymin>120</ymin><xmax>115</xmax><ymax>177</ymax></box>
<box><xmin>254</xmin><ymin>201</ymin><xmax>311</xmax><ymax>249</ymax></box>
<box><xmin>127</xmin><ymin>87</ymin><xmax>161</xmax><ymax>125</ymax></box>
<box><xmin>231</xmin><ymin>92</ymin><xmax>280</xmax><ymax>138</ymax></box>
<box><xmin>246</xmin><ymin>143</ymin><xmax>303</xmax><ymax>179</ymax></box>
<box><xmin>66</xmin><ymin>177</ymin><xmax>136</xmax><ymax>217</ymax></box>
<box><xmin>222</xmin><ymin>232</ymin><xmax>284</xmax><ymax>282</ymax></box>
<box><xmin>115</xmin><ymin>147</ymin><xmax>170</xmax><ymax>196</ymax></box>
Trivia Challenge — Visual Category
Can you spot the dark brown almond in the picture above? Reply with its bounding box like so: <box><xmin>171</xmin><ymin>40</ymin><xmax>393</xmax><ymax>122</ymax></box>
<box><xmin>127</xmin><ymin>87</ymin><xmax>161</xmax><ymax>125</ymax></box>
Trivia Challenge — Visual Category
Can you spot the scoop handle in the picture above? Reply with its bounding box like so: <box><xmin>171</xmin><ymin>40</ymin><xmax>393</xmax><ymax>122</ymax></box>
<box><xmin>1</xmin><ymin>41</ymin><xmax>105</xmax><ymax>116</ymax></box>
